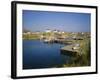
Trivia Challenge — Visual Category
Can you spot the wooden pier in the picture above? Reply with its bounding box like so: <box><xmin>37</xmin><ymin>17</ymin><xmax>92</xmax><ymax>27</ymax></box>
<box><xmin>60</xmin><ymin>45</ymin><xmax>79</xmax><ymax>56</ymax></box>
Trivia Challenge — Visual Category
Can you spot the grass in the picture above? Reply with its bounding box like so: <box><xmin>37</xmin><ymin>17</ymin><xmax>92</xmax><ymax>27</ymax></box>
<box><xmin>23</xmin><ymin>34</ymin><xmax>40</xmax><ymax>40</ymax></box>
<box><xmin>58</xmin><ymin>38</ymin><xmax>91</xmax><ymax>67</ymax></box>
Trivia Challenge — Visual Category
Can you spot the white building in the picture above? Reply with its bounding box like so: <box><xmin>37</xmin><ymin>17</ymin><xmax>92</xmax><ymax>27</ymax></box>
<box><xmin>45</xmin><ymin>29</ymin><xmax>52</xmax><ymax>33</ymax></box>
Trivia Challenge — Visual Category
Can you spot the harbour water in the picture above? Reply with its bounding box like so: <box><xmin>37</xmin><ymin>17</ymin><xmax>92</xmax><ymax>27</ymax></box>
<box><xmin>23</xmin><ymin>40</ymin><xmax>72</xmax><ymax>69</ymax></box>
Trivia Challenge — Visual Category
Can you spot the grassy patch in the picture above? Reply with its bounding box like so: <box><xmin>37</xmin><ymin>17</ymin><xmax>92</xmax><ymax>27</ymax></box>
<box><xmin>58</xmin><ymin>38</ymin><xmax>91</xmax><ymax>67</ymax></box>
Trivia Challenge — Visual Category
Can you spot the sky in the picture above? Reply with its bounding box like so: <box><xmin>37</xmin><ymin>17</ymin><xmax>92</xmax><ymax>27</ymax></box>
<box><xmin>23</xmin><ymin>10</ymin><xmax>91</xmax><ymax>32</ymax></box>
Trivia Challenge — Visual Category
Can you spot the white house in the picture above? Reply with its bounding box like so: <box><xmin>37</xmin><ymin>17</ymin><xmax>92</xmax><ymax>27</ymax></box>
<box><xmin>45</xmin><ymin>29</ymin><xmax>52</xmax><ymax>33</ymax></box>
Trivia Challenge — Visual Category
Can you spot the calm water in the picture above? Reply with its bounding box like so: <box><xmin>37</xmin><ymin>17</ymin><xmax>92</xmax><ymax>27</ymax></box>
<box><xmin>23</xmin><ymin>40</ymin><xmax>71</xmax><ymax>69</ymax></box>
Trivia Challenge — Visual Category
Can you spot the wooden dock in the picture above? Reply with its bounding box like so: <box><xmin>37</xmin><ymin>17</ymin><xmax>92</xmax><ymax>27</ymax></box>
<box><xmin>60</xmin><ymin>45</ymin><xmax>79</xmax><ymax>56</ymax></box>
<box><xmin>43</xmin><ymin>39</ymin><xmax>73</xmax><ymax>45</ymax></box>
